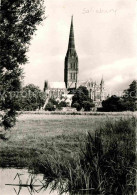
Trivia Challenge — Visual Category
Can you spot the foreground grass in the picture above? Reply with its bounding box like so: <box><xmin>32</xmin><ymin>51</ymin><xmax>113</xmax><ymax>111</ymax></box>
<box><xmin>0</xmin><ymin>114</ymin><xmax>136</xmax><ymax>194</ymax></box>
<box><xmin>0</xmin><ymin>115</ymin><xmax>104</xmax><ymax>167</ymax></box>
<box><xmin>41</xmin><ymin>117</ymin><xmax>136</xmax><ymax>194</ymax></box>
<box><xmin>0</xmin><ymin>114</ymin><xmax>124</xmax><ymax>169</ymax></box>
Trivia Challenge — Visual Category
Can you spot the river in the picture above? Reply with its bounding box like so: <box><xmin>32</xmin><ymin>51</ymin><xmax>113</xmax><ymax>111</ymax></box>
<box><xmin>0</xmin><ymin>168</ymin><xmax>69</xmax><ymax>195</ymax></box>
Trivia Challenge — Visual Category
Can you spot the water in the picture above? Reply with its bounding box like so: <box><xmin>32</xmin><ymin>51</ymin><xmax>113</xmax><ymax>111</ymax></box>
<box><xmin>0</xmin><ymin>168</ymin><xmax>68</xmax><ymax>195</ymax></box>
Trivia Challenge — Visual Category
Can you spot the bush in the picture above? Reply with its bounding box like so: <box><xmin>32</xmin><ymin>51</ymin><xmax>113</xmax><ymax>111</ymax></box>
<box><xmin>45</xmin><ymin>102</ymin><xmax>55</xmax><ymax>111</ymax></box>
<box><xmin>71</xmin><ymin>86</ymin><xmax>94</xmax><ymax>111</ymax></box>
<box><xmin>18</xmin><ymin>84</ymin><xmax>46</xmax><ymax>111</ymax></box>
<box><xmin>82</xmin><ymin>101</ymin><xmax>94</xmax><ymax>111</ymax></box>
<box><xmin>58</xmin><ymin>101</ymin><xmax>68</xmax><ymax>108</ymax></box>
<box><xmin>101</xmin><ymin>81</ymin><xmax>137</xmax><ymax>112</ymax></box>
<box><xmin>45</xmin><ymin>98</ymin><xmax>69</xmax><ymax>111</ymax></box>
<box><xmin>101</xmin><ymin>95</ymin><xmax>125</xmax><ymax>112</ymax></box>
<box><xmin>73</xmin><ymin>102</ymin><xmax>81</xmax><ymax>111</ymax></box>
<box><xmin>48</xmin><ymin>98</ymin><xmax>59</xmax><ymax>106</ymax></box>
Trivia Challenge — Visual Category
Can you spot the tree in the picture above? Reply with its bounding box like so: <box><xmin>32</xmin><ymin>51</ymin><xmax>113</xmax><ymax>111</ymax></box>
<box><xmin>18</xmin><ymin>84</ymin><xmax>46</xmax><ymax>111</ymax></box>
<box><xmin>71</xmin><ymin>86</ymin><xmax>94</xmax><ymax>111</ymax></box>
<box><xmin>44</xmin><ymin>98</ymin><xmax>58</xmax><ymax>111</ymax></box>
<box><xmin>82</xmin><ymin>101</ymin><xmax>94</xmax><ymax>111</ymax></box>
<box><xmin>1</xmin><ymin>0</ymin><xmax>45</xmax><ymax>130</ymax></box>
<box><xmin>122</xmin><ymin>80</ymin><xmax>137</xmax><ymax>111</ymax></box>
<box><xmin>101</xmin><ymin>81</ymin><xmax>137</xmax><ymax>112</ymax></box>
<box><xmin>59</xmin><ymin>101</ymin><xmax>68</xmax><ymax>108</ymax></box>
<box><xmin>44</xmin><ymin>98</ymin><xmax>69</xmax><ymax>111</ymax></box>
<box><xmin>45</xmin><ymin>102</ymin><xmax>56</xmax><ymax>111</ymax></box>
<box><xmin>72</xmin><ymin>102</ymin><xmax>81</xmax><ymax>111</ymax></box>
<box><xmin>101</xmin><ymin>95</ymin><xmax>125</xmax><ymax>112</ymax></box>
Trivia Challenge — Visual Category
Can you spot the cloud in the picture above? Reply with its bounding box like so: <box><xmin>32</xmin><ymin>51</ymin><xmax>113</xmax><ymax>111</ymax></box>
<box><xmin>24</xmin><ymin>0</ymin><xmax>137</xmax><ymax>92</ymax></box>
<box><xmin>91</xmin><ymin>57</ymin><xmax>137</xmax><ymax>92</ymax></box>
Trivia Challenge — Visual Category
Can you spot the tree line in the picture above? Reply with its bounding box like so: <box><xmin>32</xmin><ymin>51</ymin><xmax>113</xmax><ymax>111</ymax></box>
<box><xmin>100</xmin><ymin>80</ymin><xmax>137</xmax><ymax>112</ymax></box>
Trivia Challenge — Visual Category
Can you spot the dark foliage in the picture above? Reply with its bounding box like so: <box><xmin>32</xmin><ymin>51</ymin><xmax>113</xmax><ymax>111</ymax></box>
<box><xmin>122</xmin><ymin>80</ymin><xmax>137</xmax><ymax>111</ymax></box>
<box><xmin>1</xmin><ymin>0</ymin><xmax>45</xmax><ymax>129</ymax></box>
<box><xmin>71</xmin><ymin>86</ymin><xmax>94</xmax><ymax>111</ymax></box>
<box><xmin>59</xmin><ymin>101</ymin><xmax>68</xmax><ymax>108</ymax></box>
<box><xmin>101</xmin><ymin>80</ymin><xmax>137</xmax><ymax>112</ymax></box>
<box><xmin>41</xmin><ymin>117</ymin><xmax>136</xmax><ymax>194</ymax></box>
<box><xmin>45</xmin><ymin>102</ymin><xmax>56</xmax><ymax>111</ymax></box>
<box><xmin>82</xmin><ymin>100</ymin><xmax>94</xmax><ymax>111</ymax></box>
<box><xmin>45</xmin><ymin>98</ymin><xmax>69</xmax><ymax>111</ymax></box>
<box><xmin>101</xmin><ymin>95</ymin><xmax>125</xmax><ymax>112</ymax></box>
<box><xmin>18</xmin><ymin>84</ymin><xmax>46</xmax><ymax>111</ymax></box>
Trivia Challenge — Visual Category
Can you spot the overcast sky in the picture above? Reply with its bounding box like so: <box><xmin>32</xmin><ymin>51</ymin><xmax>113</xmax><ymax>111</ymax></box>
<box><xmin>24</xmin><ymin>0</ymin><xmax>137</xmax><ymax>94</ymax></box>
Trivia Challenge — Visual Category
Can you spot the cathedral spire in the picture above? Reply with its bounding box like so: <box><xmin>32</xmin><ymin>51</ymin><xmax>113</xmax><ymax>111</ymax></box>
<box><xmin>68</xmin><ymin>15</ymin><xmax>75</xmax><ymax>50</ymax></box>
<box><xmin>64</xmin><ymin>16</ymin><xmax>78</xmax><ymax>89</ymax></box>
<box><xmin>100</xmin><ymin>76</ymin><xmax>104</xmax><ymax>86</ymax></box>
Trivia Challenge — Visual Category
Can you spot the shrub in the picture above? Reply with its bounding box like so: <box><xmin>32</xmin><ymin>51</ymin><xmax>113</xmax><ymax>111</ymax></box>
<box><xmin>101</xmin><ymin>95</ymin><xmax>125</xmax><ymax>112</ymax></box>
<box><xmin>71</xmin><ymin>86</ymin><xmax>94</xmax><ymax>111</ymax></box>
<box><xmin>45</xmin><ymin>102</ymin><xmax>55</xmax><ymax>111</ymax></box>
<box><xmin>82</xmin><ymin>101</ymin><xmax>94</xmax><ymax>111</ymax></box>
<box><xmin>73</xmin><ymin>102</ymin><xmax>81</xmax><ymax>111</ymax></box>
<box><xmin>101</xmin><ymin>81</ymin><xmax>137</xmax><ymax>112</ymax></box>
<box><xmin>58</xmin><ymin>101</ymin><xmax>68</xmax><ymax>108</ymax></box>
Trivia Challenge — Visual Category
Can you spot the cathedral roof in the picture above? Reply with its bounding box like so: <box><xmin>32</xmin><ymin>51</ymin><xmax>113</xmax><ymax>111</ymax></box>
<box><xmin>48</xmin><ymin>82</ymin><xmax>66</xmax><ymax>89</ymax></box>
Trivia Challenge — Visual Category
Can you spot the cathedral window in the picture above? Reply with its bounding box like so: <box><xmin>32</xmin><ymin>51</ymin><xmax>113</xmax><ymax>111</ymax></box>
<box><xmin>70</xmin><ymin>73</ymin><xmax>73</xmax><ymax>79</ymax></box>
<box><xmin>71</xmin><ymin>63</ymin><xmax>73</xmax><ymax>69</ymax></box>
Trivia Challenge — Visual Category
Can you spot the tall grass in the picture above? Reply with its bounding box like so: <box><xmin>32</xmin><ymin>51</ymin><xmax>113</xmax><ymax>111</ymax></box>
<box><xmin>41</xmin><ymin>117</ymin><xmax>136</xmax><ymax>194</ymax></box>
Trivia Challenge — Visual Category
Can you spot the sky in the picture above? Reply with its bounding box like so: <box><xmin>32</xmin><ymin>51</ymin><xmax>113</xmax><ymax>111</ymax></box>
<box><xmin>24</xmin><ymin>0</ymin><xmax>137</xmax><ymax>94</ymax></box>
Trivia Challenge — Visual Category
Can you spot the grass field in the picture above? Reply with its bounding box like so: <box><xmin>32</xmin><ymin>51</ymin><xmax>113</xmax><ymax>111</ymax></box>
<box><xmin>0</xmin><ymin>114</ymin><xmax>134</xmax><ymax>168</ymax></box>
<box><xmin>0</xmin><ymin>113</ymin><xmax>136</xmax><ymax>194</ymax></box>
<box><xmin>0</xmin><ymin>114</ymin><xmax>124</xmax><ymax>169</ymax></box>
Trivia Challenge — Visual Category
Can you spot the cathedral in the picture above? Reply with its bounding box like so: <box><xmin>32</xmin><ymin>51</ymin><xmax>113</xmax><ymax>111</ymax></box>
<box><xmin>44</xmin><ymin>16</ymin><xmax>105</xmax><ymax>107</ymax></box>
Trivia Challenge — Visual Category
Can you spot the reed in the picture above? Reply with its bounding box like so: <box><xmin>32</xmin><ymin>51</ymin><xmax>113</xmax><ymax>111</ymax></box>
<box><xmin>41</xmin><ymin>117</ymin><xmax>136</xmax><ymax>194</ymax></box>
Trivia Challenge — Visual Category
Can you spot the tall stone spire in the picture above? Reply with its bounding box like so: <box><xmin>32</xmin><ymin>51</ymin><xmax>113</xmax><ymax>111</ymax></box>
<box><xmin>100</xmin><ymin>76</ymin><xmax>105</xmax><ymax>101</ymax></box>
<box><xmin>68</xmin><ymin>16</ymin><xmax>75</xmax><ymax>50</ymax></box>
<box><xmin>100</xmin><ymin>76</ymin><xmax>104</xmax><ymax>87</ymax></box>
<box><xmin>64</xmin><ymin>16</ymin><xmax>78</xmax><ymax>89</ymax></box>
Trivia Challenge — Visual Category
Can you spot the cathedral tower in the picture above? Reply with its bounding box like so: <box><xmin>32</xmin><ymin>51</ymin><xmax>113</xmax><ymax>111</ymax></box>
<box><xmin>100</xmin><ymin>77</ymin><xmax>105</xmax><ymax>101</ymax></box>
<box><xmin>64</xmin><ymin>16</ymin><xmax>78</xmax><ymax>89</ymax></box>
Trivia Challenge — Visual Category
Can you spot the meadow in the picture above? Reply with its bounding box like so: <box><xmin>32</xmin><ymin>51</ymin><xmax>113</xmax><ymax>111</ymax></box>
<box><xmin>0</xmin><ymin>114</ymin><xmax>112</xmax><ymax>168</ymax></box>
<box><xmin>0</xmin><ymin>113</ymin><xmax>136</xmax><ymax>194</ymax></box>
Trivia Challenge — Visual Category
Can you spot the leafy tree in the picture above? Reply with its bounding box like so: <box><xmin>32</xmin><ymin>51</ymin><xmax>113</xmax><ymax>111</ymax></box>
<box><xmin>56</xmin><ymin>101</ymin><xmax>69</xmax><ymax>111</ymax></box>
<box><xmin>18</xmin><ymin>84</ymin><xmax>46</xmax><ymax>111</ymax></box>
<box><xmin>48</xmin><ymin>98</ymin><xmax>59</xmax><ymax>106</ymax></box>
<box><xmin>1</xmin><ymin>0</ymin><xmax>45</xmax><ymax>129</ymax></box>
<box><xmin>123</xmin><ymin>80</ymin><xmax>137</xmax><ymax>111</ymax></box>
<box><xmin>59</xmin><ymin>101</ymin><xmax>68</xmax><ymax>108</ymax></box>
<box><xmin>45</xmin><ymin>102</ymin><xmax>55</xmax><ymax>111</ymax></box>
<box><xmin>71</xmin><ymin>86</ymin><xmax>94</xmax><ymax>111</ymax></box>
<box><xmin>101</xmin><ymin>95</ymin><xmax>125</xmax><ymax>112</ymax></box>
<box><xmin>72</xmin><ymin>102</ymin><xmax>81</xmax><ymax>111</ymax></box>
<box><xmin>82</xmin><ymin>101</ymin><xmax>94</xmax><ymax>111</ymax></box>
<box><xmin>44</xmin><ymin>98</ymin><xmax>58</xmax><ymax>111</ymax></box>
<box><xmin>101</xmin><ymin>81</ymin><xmax>137</xmax><ymax>112</ymax></box>
<box><xmin>44</xmin><ymin>98</ymin><xmax>69</xmax><ymax>111</ymax></box>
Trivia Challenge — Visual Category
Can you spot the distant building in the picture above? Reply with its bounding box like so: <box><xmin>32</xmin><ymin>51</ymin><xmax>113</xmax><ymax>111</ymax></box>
<box><xmin>44</xmin><ymin>16</ymin><xmax>105</xmax><ymax>107</ymax></box>
<box><xmin>44</xmin><ymin>81</ymin><xmax>67</xmax><ymax>99</ymax></box>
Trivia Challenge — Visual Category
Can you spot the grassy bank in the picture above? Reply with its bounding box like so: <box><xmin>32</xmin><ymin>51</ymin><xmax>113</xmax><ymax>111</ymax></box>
<box><xmin>0</xmin><ymin>114</ymin><xmax>108</xmax><ymax>168</ymax></box>
<box><xmin>0</xmin><ymin>114</ymin><xmax>136</xmax><ymax>194</ymax></box>
<box><xmin>17</xmin><ymin>110</ymin><xmax>136</xmax><ymax>116</ymax></box>
<box><xmin>40</xmin><ymin>117</ymin><xmax>137</xmax><ymax>194</ymax></box>
<box><xmin>0</xmin><ymin>114</ymin><xmax>125</xmax><ymax>169</ymax></box>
